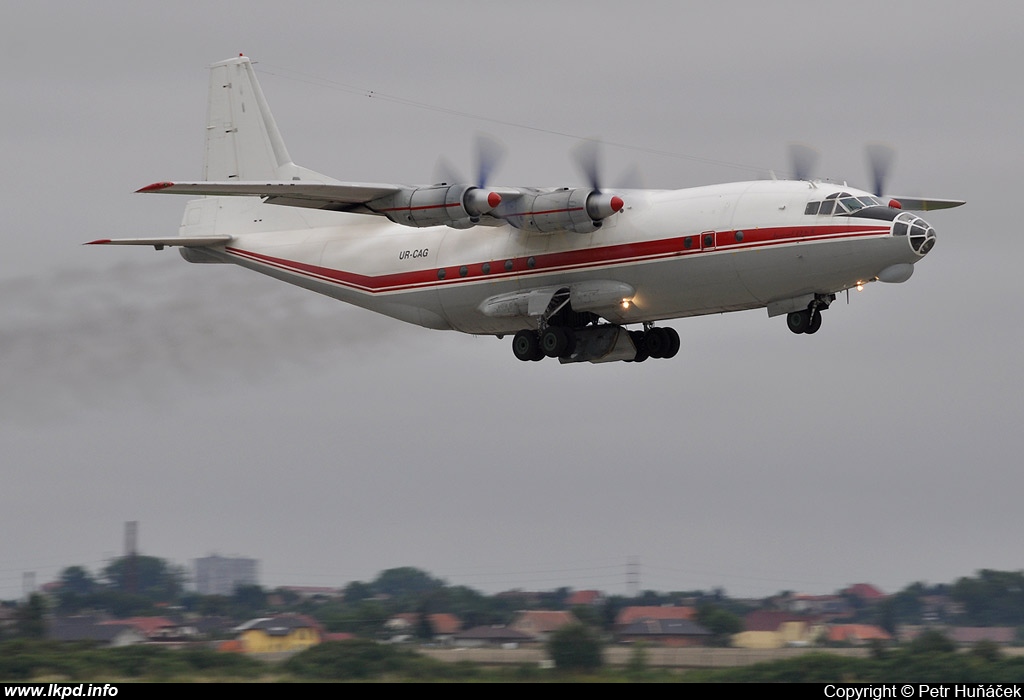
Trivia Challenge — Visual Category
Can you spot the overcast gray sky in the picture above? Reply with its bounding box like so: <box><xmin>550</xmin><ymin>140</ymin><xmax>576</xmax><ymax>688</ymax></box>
<box><xmin>2</xmin><ymin>1</ymin><xmax>1021</xmax><ymax>600</ymax></box>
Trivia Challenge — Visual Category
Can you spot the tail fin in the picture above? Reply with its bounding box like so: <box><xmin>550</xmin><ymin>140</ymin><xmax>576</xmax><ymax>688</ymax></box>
<box><xmin>204</xmin><ymin>55</ymin><xmax>332</xmax><ymax>182</ymax></box>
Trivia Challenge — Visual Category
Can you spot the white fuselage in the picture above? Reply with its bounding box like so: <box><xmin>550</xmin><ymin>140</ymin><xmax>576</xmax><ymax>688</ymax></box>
<box><xmin>184</xmin><ymin>179</ymin><xmax>925</xmax><ymax>334</ymax></box>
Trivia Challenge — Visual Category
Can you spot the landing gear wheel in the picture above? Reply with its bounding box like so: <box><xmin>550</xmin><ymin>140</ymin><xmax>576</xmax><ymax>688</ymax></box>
<box><xmin>787</xmin><ymin>310</ymin><xmax>811</xmax><ymax>334</ymax></box>
<box><xmin>662</xmin><ymin>327</ymin><xmax>680</xmax><ymax>359</ymax></box>
<box><xmin>805</xmin><ymin>309</ymin><xmax>822</xmax><ymax>335</ymax></box>
<box><xmin>645</xmin><ymin>327</ymin><xmax>670</xmax><ymax>358</ymax></box>
<box><xmin>512</xmin><ymin>330</ymin><xmax>542</xmax><ymax>361</ymax></box>
<box><xmin>540</xmin><ymin>326</ymin><xmax>576</xmax><ymax>358</ymax></box>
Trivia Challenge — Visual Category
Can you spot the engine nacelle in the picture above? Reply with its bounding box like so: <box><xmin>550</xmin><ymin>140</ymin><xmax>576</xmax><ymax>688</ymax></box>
<box><xmin>501</xmin><ymin>188</ymin><xmax>624</xmax><ymax>234</ymax></box>
<box><xmin>369</xmin><ymin>185</ymin><xmax>500</xmax><ymax>228</ymax></box>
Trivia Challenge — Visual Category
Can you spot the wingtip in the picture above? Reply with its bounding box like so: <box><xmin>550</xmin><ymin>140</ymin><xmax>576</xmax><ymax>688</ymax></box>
<box><xmin>136</xmin><ymin>181</ymin><xmax>174</xmax><ymax>193</ymax></box>
<box><xmin>84</xmin><ymin>239</ymin><xmax>112</xmax><ymax>245</ymax></box>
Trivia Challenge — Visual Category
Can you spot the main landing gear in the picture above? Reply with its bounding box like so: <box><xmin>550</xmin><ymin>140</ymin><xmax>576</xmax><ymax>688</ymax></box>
<box><xmin>626</xmin><ymin>325</ymin><xmax>680</xmax><ymax>362</ymax></box>
<box><xmin>786</xmin><ymin>294</ymin><xmax>833</xmax><ymax>335</ymax></box>
<box><xmin>512</xmin><ymin>327</ymin><xmax>575</xmax><ymax>361</ymax></box>
<box><xmin>512</xmin><ymin>324</ymin><xmax>679</xmax><ymax>363</ymax></box>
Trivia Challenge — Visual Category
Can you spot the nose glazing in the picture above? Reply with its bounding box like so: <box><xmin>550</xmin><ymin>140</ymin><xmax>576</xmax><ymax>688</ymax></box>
<box><xmin>892</xmin><ymin>212</ymin><xmax>936</xmax><ymax>255</ymax></box>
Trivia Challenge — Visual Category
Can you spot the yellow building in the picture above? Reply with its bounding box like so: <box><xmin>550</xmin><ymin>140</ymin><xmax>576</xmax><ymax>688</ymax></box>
<box><xmin>732</xmin><ymin>612</ymin><xmax>824</xmax><ymax>649</ymax></box>
<box><xmin>233</xmin><ymin>615</ymin><xmax>322</xmax><ymax>654</ymax></box>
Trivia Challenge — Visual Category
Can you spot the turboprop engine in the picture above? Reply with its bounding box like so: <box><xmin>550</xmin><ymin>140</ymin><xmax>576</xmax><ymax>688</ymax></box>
<box><xmin>369</xmin><ymin>184</ymin><xmax>501</xmax><ymax>228</ymax></box>
<box><xmin>498</xmin><ymin>188</ymin><xmax>624</xmax><ymax>234</ymax></box>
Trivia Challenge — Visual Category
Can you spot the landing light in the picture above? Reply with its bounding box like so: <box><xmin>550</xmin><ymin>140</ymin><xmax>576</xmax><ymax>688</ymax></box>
<box><xmin>856</xmin><ymin>283</ymin><xmax>864</xmax><ymax>292</ymax></box>
<box><xmin>621</xmin><ymin>300</ymin><xmax>631</xmax><ymax>309</ymax></box>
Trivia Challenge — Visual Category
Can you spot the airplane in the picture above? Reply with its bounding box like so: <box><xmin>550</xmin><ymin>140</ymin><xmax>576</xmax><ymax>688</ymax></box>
<box><xmin>89</xmin><ymin>55</ymin><xmax>964</xmax><ymax>364</ymax></box>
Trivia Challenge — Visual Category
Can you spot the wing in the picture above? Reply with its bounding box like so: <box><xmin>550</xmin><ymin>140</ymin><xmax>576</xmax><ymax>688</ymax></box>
<box><xmin>137</xmin><ymin>181</ymin><xmax>403</xmax><ymax>212</ymax></box>
<box><xmin>137</xmin><ymin>180</ymin><xmax>624</xmax><ymax>234</ymax></box>
<box><xmin>889</xmin><ymin>196</ymin><xmax>966</xmax><ymax>212</ymax></box>
<box><xmin>85</xmin><ymin>235</ymin><xmax>233</xmax><ymax>249</ymax></box>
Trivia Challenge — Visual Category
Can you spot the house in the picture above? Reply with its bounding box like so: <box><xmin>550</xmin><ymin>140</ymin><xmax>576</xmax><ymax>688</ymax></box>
<box><xmin>232</xmin><ymin>614</ymin><xmax>322</xmax><ymax>654</ymax></box>
<box><xmin>827</xmin><ymin>624</ymin><xmax>892</xmax><ymax>645</ymax></box>
<box><xmin>427</xmin><ymin>613</ymin><xmax>462</xmax><ymax>643</ymax></box>
<box><xmin>384</xmin><ymin>612</ymin><xmax>463</xmax><ymax>643</ymax></box>
<box><xmin>453</xmin><ymin>625</ymin><xmax>534</xmax><ymax>648</ymax></box>
<box><xmin>49</xmin><ymin>617</ymin><xmax>146</xmax><ymax>647</ymax></box>
<box><xmin>101</xmin><ymin>616</ymin><xmax>198</xmax><ymax>641</ymax></box>
<box><xmin>615</xmin><ymin>606</ymin><xmax>696</xmax><ymax>628</ymax></box>
<box><xmin>566</xmin><ymin>590</ymin><xmax>605</xmax><ymax>607</ymax></box>
<box><xmin>384</xmin><ymin>612</ymin><xmax>419</xmax><ymax>641</ymax></box>
<box><xmin>510</xmin><ymin>610</ymin><xmax>578</xmax><ymax>642</ymax></box>
<box><xmin>786</xmin><ymin>594</ymin><xmax>852</xmax><ymax>618</ymax></box>
<box><xmin>618</xmin><ymin>618</ymin><xmax>712</xmax><ymax>647</ymax></box>
<box><xmin>732</xmin><ymin>611</ymin><xmax>824</xmax><ymax>649</ymax></box>
<box><xmin>843</xmin><ymin>583</ymin><xmax>886</xmax><ymax>602</ymax></box>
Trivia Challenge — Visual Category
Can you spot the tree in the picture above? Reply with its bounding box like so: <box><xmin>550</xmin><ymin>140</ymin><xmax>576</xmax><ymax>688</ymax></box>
<box><xmin>372</xmin><ymin>567</ymin><xmax>445</xmax><ymax>599</ymax></box>
<box><xmin>56</xmin><ymin>565</ymin><xmax>99</xmax><ymax>614</ymax></box>
<box><xmin>232</xmin><ymin>585</ymin><xmax>267</xmax><ymax>616</ymax></box>
<box><xmin>546</xmin><ymin>624</ymin><xmax>603</xmax><ymax>672</ymax></box>
<box><xmin>101</xmin><ymin>555</ymin><xmax>186</xmax><ymax>603</ymax></box>
<box><xmin>907</xmin><ymin>630</ymin><xmax>956</xmax><ymax>655</ymax></box>
<box><xmin>343</xmin><ymin>580</ymin><xmax>373</xmax><ymax>603</ymax></box>
<box><xmin>696</xmin><ymin>603</ymin><xmax>742</xmax><ymax>646</ymax></box>
<box><xmin>59</xmin><ymin>566</ymin><xmax>97</xmax><ymax>596</ymax></box>
<box><xmin>16</xmin><ymin>594</ymin><xmax>47</xmax><ymax>639</ymax></box>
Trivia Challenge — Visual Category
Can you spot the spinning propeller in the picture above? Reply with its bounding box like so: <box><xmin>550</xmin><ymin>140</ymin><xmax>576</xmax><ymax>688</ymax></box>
<box><xmin>864</xmin><ymin>142</ymin><xmax>896</xmax><ymax>198</ymax></box>
<box><xmin>788</xmin><ymin>143</ymin><xmax>820</xmax><ymax>182</ymax></box>
<box><xmin>571</xmin><ymin>138</ymin><xmax>625</xmax><ymax>219</ymax></box>
<box><xmin>789</xmin><ymin>142</ymin><xmax>895</xmax><ymax>194</ymax></box>
<box><xmin>435</xmin><ymin>133</ymin><xmax>506</xmax><ymax>190</ymax></box>
<box><xmin>787</xmin><ymin>142</ymin><xmax>964</xmax><ymax>212</ymax></box>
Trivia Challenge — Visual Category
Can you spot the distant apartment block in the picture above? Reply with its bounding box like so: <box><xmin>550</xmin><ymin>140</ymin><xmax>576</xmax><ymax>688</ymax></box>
<box><xmin>194</xmin><ymin>555</ymin><xmax>259</xmax><ymax>596</ymax></box>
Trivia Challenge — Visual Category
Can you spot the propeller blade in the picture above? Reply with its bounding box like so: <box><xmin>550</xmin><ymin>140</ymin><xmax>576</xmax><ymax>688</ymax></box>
<box><xmin>614</xmin><ymin>164</ymin><xmax>645</xmax><ymax>190</ymax></box>
<box><xmin>474</xmin><ymin>133</ymin><xmax>505</xmax><ymax>189</ymax></box>
<box><xmin>572</xmin><ymin>138</ymin><xmax>603</xmax><ymax>193</ymax></box>
<box><xmin>434</xmin><ymin>155</ymin><xmax>467</xmax><ymax>187</ymax></box>
<box><xmin>865</xmin><ymin>142</ymin><xmax>896</xmax><ymax>197</ymax></box>
<box><xmin>789</xmin><ymin>143</ymin><xmax>819</xmax><ymax>181</ymax></box>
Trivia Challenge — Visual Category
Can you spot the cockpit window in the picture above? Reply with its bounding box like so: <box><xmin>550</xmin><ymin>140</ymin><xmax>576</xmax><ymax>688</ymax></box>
<box><xmin>840</xmin><ymin>197</ymin><xmax>864</xmax><ymax>212</ymax></box>
<box><xmin>805</xmin><ymin>193</ymin><xmax>886</xmax><ymax>216</ymax></box>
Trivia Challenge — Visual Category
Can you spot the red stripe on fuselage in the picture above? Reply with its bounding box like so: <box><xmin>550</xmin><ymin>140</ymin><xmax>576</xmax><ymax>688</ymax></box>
<box><xmin>225</xmin><ymin>224</ymin><xmax>888</xmax><ymax>295</ymax></box>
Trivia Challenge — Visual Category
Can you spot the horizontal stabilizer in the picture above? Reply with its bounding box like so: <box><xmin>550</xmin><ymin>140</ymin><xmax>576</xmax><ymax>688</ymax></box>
<box><xmin>85</xmin><ymin>235</ymin><xmax>233</xmax><ymax>249</ymax></box>
<box><xmin>137</xmin><ymin>180</ymin><xmax>403</xmax><ymax>212</ymax></box>
<box><xmin>890</xmin><ymin>196</ymin><xmax>966</xmax><ymax>211</ymax></box>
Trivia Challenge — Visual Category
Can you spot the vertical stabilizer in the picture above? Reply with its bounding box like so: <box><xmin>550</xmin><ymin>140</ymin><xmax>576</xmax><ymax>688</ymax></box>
<box><xmin>204</xmin><ymin>55</ymin><xmax>335</xmax><ymax>184</ymax></box>
<box><xmin>204</xmin><ymin>55</ymin><xmax>293</xmax><ymax>181</ymax></box>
